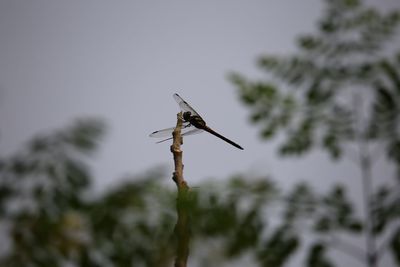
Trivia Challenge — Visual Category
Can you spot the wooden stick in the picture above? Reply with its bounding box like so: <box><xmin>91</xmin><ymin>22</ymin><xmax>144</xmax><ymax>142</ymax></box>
<box><xmin>171</xmin><ymin>112</ymin><xmax>190</xmax><ymax>267</ymax></box>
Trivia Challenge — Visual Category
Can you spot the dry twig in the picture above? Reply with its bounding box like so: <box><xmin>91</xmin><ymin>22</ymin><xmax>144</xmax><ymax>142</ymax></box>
<box><xmin>171</xmin><ymin>112</ymin><xmax>190</xmax><ymax>267</ymax></box>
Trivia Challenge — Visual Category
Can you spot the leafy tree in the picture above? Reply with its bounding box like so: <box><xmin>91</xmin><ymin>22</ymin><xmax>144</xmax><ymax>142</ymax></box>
<box><xmin>230</xmin><ymin>0</ymin><xmax>400</xmax><ymax>266</ymax></box>
<box><xmin>0</xmin><ymin>119</ymin><xmax>303</xmax><ymax>267</ymax></box>
<box><xmin>0</xmin><ymin>118</ymin><xmax>105</xmax><ymax>266</ymax></box>
<box><xmin>4</xmin><ymin>2</ymin><xmax>400</xmax><ymax>266</ymax></box>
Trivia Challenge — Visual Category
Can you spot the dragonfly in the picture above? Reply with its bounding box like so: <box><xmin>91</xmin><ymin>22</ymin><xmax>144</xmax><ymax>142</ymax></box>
<box><xmin>149</xmin><ymin>93</ymin><xmax>243</xmax><ymax>150</ymax></box>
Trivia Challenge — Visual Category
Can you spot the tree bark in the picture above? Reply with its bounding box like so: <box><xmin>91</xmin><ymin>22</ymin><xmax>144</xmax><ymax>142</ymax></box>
<box><xmin>171</xmin><ymin>112</ymin><xmax>190</xmax><ymax>267</ymax></box>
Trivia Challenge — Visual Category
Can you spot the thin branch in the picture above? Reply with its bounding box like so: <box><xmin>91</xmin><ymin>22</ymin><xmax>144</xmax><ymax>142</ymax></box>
<box><xmin>353</xmin><ymin>94</ymin><xmax>377</xmax><ymax>267</ymax></box>
<box><xmin>171</xmin><ymin>112</ymin><xmax>190</xmax><ymax>267</ymax></box>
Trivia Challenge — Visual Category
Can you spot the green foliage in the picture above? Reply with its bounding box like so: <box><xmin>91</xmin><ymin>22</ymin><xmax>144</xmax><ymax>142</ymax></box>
<box><xmin>314</xmin><ymin>185</ymin><xmax>363</xmax><ymax>233</ymax></box>
<box><xmin>371</xmin><ymin>185</ymin><xmax>400</xmax><ymax>235</ymax></box>
<box><xmin>284</xmin><ymin>183</ymin><xmax>316</xmax><ymax>222</ymax></box>
<box><xmin>85</xmin><ymin>176</ymin><xmax>175</xmax><ymax>267</ymax></box>
<box><xmin>0</xmin><ymin>118</ymin><xmax>105</xmax><ymax>266</ymax></box>
<box><xmin>1</xmin><ymin>1</ymin><xmax>399</xmax><ymax>266</ymax></box>
<box><xmin>0</xmin><ymin>120</ymin><xmax>305</xmax><ymax>267</ymax></box>
<box><xmin>306</xmin><ymin>243</ymin><xmax>333</xmax><ymax>267</ymax></box>
<box><xmin>257</xmin><ymin>226</ymin><xmax>299</xmax><ymax>267</ymax></box>
<box><xmin>369</xmin><ymin>58</ymin><xmax>400</xmax><ymax>177</ymax></box>
<box><xmin>230</xmin><ymin>0</ymin><xmax>400</xmax><ymax>159</ymax></box>
<box><xmin>391</xmin><ymin>228</ymin><xmax>400</xmax><ymax>265</ymax></box>
<box><xmin>230</xmin><ymin>1</ymin><xmax>400</xmax><ymax>266</ymax></box>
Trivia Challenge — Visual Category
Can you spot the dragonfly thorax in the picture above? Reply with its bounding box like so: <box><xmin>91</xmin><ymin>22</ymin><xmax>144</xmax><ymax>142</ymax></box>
<box><xmin>183</xmin><ymin>111</ymin><xmax>192</xmax><ymax>121</ymax></box>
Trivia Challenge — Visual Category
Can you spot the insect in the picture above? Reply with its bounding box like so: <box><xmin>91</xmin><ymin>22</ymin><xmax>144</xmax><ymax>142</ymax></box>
<box><xmin>149</xmin><ymin>93</ymin><xmax>243</xmax><ymax>150</ymax></box>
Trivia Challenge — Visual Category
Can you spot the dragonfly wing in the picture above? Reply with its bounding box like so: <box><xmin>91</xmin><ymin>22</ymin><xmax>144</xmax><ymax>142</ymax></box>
<box><xmin>173</xmin><ymin>93</ymin><xmax>201</xmax><ymax>117</ymax></box>
<box><xmin>155</xmin><ymin>128</ymin><xmax>204</xmax><ymax>144</ymax></box>
<box><xmin>149</xmin><ymin>127</ymin><xmax>175</xmax><ymax>138</ymax></box>
<box><xmin>182</xmin><ymin>128</ymin><xmax>203</xmax><ymax>136</ymax></box>
<box><xmin>149</xmin><ymin>122</ymin><xmax>193</xmax><ymax>138</ymax></box>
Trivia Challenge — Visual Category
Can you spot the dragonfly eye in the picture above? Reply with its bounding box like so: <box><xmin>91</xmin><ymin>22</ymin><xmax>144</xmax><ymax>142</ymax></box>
<box><xmin>183</xmin><ymin>112</ymin><xmax>191</xmax><ymax>121</ymax></box>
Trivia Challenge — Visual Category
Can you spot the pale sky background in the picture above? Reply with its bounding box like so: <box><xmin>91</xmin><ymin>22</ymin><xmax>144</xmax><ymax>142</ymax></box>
<box><xmin>0</xmin><ymin>1</ymin><xmax>399</xmax><ymax>266</ymax></box>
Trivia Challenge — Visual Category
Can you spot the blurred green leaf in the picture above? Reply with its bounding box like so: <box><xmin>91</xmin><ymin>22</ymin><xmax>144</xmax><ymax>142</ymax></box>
<box><xmin>306</xmin><ymin>243</ymin><xmax>334</xmax><ymax>267</ymax></box>
<box><xmin>391</xmin><ymin>227</ymin><xmax>400</xmax><ymax>265</ymax></box>
<box><xmin>257</xmin><ymin>226</ymin><xmax>299</xmax><ymax>267</ymax></box>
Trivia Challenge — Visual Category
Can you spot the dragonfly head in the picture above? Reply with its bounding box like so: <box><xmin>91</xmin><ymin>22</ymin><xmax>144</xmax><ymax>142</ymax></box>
<box><xmin>183</xmin><ymin>111</ymin><xmax>191</xmax><ymax>121</ymax></box>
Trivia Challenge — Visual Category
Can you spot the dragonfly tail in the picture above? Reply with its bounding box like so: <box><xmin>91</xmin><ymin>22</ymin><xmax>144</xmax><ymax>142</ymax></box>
<box><xmin>203</xmin><ymin>126</ymin><xmax>243</xmax><ymax>150</ymax></box>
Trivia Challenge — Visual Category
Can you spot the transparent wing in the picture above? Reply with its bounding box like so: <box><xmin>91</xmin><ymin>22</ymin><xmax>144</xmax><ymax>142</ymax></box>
<box><xmin>182</xmin><ymin>128</ymin><xmax>204</xmax><ymax>136</ymax></box>
<box><xmin>155</xmin><ymin>128</ymin><xmax>204</xmax><ymax>143</ymax></box>
<box><xmin>173</xmin><ymin>93</ymin><xmax>201</xmax><ymax>117</ymax></box>
<box><xmin>149</xmin><ymin>127</ymin><xmax>175</xmax><ymax>138</ymax></box>
<box><xmin>149</xmin><ymin>122</ymin><xmax>193</xmax><ymax>138</ymax></box>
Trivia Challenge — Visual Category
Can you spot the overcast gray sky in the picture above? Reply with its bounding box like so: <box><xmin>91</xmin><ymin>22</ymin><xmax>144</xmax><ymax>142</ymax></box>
<box><xmin>0</xmin><ymin>1</ymin><xmax>399</xmax><ymax>266</ymax></box>
<box><xmin>0</xmin><ymin>0</ymin><xmax>324</xmax><ymax>186</ymax></box>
